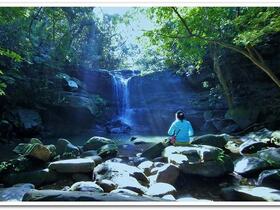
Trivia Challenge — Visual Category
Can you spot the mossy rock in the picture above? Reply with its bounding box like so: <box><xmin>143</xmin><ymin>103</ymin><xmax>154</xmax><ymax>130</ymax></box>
<box><xmin>83</xmin><ymin>136</ymin><xmax>115</xmax><ymax>151</ymax></box>
<box><xmin>13</xmin><ymin>140</ymin><xmax>51</xmax><ymax>162</ymax></box>
<box><xmin>97</xmin><ymin>144</ymin><xmax>118</xmax><ymax>158</ymax></box>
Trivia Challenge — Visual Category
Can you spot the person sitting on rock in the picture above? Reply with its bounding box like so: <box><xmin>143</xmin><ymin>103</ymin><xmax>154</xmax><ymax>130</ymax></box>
<box><xmin>168</xmin><ymin>110</ymin><xmax>194</xmax><ymax>146</ymax></box>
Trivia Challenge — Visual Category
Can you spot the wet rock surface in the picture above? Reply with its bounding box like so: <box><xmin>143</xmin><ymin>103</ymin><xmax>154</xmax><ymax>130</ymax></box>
<box><xmin>22</xmin><ymin>189</ymin><xmax>160</xmax><ymax>201</ymax></box>
<box><xmin>1</xmin><ymin>129</ymin><xmax>280</xmax><ymax>202</ymax></box>
<box><xmin>0</xmin><ymin>183</ymin><xmax>34</xmax><ymax>201</ymax></box>
<box><xmin>234</xmin><ymin>157</ymin><xmax>270</xmax><ymax>177</ymax></box>
<box><xmin>48</xmin><ymin>158</ymin><xmax>95</xmax><ymax>173</ymax></box>
<box><xmin>163</xmin><ymin>145</ymin><xmax>233</xmax><ymax>177</ymax></box>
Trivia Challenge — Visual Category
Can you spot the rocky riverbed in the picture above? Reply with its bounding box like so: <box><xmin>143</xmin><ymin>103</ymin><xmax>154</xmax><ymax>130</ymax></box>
<box><xmin>1</xmin><ymin>128</ymin><xmax>280</xmax><ymax>202</ymax></box>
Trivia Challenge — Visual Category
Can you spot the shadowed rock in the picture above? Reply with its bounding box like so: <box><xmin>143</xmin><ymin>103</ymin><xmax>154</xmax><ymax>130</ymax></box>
<box><xmin>234</xmin><ymin>157</ymin><xmax>270</xmax><ymax>178</ymax></box>
<box><xmin>0</xmin><ymin>183</ymin><xmax>34</xmax><ymax>201</ymax></box>
<box><xmin>48</xmin><ymin>158</ymin><xmax>95</xmax><ymax>173</ymax></box>
<box><xmin>22</xmin><ymin>189</ymin><xmax>161</xmax><ymax>201</ymax></box>
<box><xmin>221</xmin><ymin>186</ymin><xmax>280</xmax><ymax>201</ymax></box>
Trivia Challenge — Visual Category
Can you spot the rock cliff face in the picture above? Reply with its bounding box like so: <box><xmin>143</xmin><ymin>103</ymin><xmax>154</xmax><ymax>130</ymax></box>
<box><xmin>1</xmin><ymin>33</ymin><xmax>279</xmax><ymax>138</ymax></box>
<box><xmin>126</xmin><ymin>33</ymin><xmax>280</xmax><ymax>135</ymax></box>
<box><xmin>127</xmin><ymin>71</ymin><xmax>218</xmax><ymax>134</ymax></box>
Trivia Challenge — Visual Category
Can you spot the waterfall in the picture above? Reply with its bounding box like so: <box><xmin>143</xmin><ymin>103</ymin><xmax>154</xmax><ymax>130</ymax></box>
<box><xmin>110</xmin><ymin>70</ymin><xmax>138</xmax><ymax>126</ymax></box>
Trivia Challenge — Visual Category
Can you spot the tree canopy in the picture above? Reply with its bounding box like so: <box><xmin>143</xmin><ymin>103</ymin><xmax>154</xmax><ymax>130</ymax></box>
<box><xmin>144</xmin><ymin>7</ymin><xmax>280</xmax><ymax>87</ymax></box>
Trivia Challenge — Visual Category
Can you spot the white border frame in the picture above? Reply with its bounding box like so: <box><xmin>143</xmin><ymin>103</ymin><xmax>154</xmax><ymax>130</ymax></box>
<box><xmin>0</xmin><ymin>0</ymin><xmax>280</xmax><ymax>206</ymax></box>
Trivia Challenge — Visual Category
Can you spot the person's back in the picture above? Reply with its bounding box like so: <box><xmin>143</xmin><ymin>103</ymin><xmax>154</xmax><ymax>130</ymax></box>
<box><xmin>168</xmin><ymin>111</ymin><xmax>194</xmax><ymax>144</ymax></box>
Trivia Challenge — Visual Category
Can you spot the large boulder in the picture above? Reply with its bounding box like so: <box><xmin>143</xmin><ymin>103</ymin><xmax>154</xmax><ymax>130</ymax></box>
<box><xmin>97</xmin><ymin>143</ymin><xmax>118</xmax><ymax>159</ymax></box>
<box><xmin>163</xmin><ymin>145</ymin><xmax>233</xmax><ymax>178</ymax></box>
<box><xmin>55</xmin><ymin>138</ymin><xmax>80</xmax><ymax>157</ymax></box>
<box><xmin>234</xmin><ymin>157</ymin><xmax>270</xmax><ymax>177</ymax></box>
<box><xmin>48</xmin><ymin>158</ymin><xmax>95</xmax><ymax>173</ymax></box>
<box><xmin>257</xmin><ymin>148</ymin><xmax>280</xmax><ymax>168</ymax></box>
<box><xmin>111</xmin><ymin>176</ymin><xmax>148</xmax><ymax>195</ymax></box>
<box><xmin>110</xmin><ymin>188</ymin><xmax>138</xmax><ymax>196</ymax></box>
<box><xmin>96</xmin><ymin>180</ymin><xmax>117</xmax><ymax>193</ymax></box>
<box><xmin>69</xmin><ymin>181</ymin><xmax>104</xmax><ymax>193</ymax></box>
<box><xmin>94</xmin><ymin>161</ymin><xmax>149</xmax><ymax>193</ymax></box>
<box><xmin>257</xmin><ymin>169</ymin><xmax>280</xmax><ymax>189</ymax></box>
<box><xmin>83</xmin><ymin>136</ymin><xmax>115</xmax><ymax>151</ymax></box>
<box><xmin>0</xmin><ymin>183</ymin><xmax>34</xmax><ymax>201</ymax></box>
<box><xmin>239</xmin><ymin>140</ymin><xmax>267</xmax><ymax>155</ymax></box>
<box><xmin>141</xmin><ymin>142</ymin><xmax>167</xmax><ymax>160</ymax></box>
<box><xmin>22</xmin><ymin>189</ymin><xmax>160</xmax><ymax>201</ymax></box>
<box><xmin>13</xmin><ymin>139</ymin><xmax>52</xmax><ymax>162</ymax></box>
<box><xmin>1</xmin><ymin>168</ymin><xmax>59</xmax><ymax>187</ymax></box>
<box><xmin>137</xmin><ymin>161</ymin><xmax>154</xmax><ymax>176</ymax></box>
<box><xmin>151</xmin><ymin>164</ymin><xmax>180</xmax><ymax>185</ymax></box>
<box><xmin>221</xmin><ymin>186</ymin><xmax>280</xmax><ymax>201</ymax></box>
<box><xmin>191</xmin><ymin>134</ymin><xmax>229</xmax><ymax>148</ymax></box>
<box><xmin>146</xmin><ymin>183</ymin><xmax>176</xmax><ymax>197</ymax></box>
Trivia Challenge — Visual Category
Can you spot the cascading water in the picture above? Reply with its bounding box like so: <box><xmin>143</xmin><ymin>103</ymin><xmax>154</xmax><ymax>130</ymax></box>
<box><xmin>110</xmin><ymin>70</ymin><xmax>138</xmax><ymax>126</ymax></box>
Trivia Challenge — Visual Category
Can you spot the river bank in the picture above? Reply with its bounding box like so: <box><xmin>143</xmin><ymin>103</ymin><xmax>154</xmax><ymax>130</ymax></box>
<box><xmin>1</xmin><ymin>128</ymin><xmax>280</xmax><ymax>202</ymax></box>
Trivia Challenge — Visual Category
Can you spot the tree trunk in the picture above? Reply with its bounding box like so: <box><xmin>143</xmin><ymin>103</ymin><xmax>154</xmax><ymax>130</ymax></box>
<box><xmin>218</xmin><ymin>42</ymin><xmax>280</xmax><ymax>88</ymax></box>
<box><xmin>212</xmin><ymin>48</ymin><xmax>234</xmax><ymax>110</ymax></box>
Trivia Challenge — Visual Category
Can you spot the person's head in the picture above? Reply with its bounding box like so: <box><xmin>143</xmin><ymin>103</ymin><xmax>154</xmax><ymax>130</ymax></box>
<box><xmin>175</xmin><ymin>110</ymin><xmax>185</xmax><ymax>121</ymax></box>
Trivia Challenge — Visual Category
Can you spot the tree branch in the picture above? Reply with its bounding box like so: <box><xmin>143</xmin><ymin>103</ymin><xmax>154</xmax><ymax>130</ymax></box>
<box><xmin>171</xmin><ymin>7</ymin><xmax>193</xmax><ymax>36</ymax></box>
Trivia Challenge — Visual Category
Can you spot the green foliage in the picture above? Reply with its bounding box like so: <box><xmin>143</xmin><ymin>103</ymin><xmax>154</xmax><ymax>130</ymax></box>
<box><xmin>0</xmin><ymin>48</ymin><xmax>22</xmax><ymax>62</ymax></box>
<box><xmin>234</xmin><ymin>8</ymin><xmax>280</xmax><ymax>46</ymax></box>
<box><xmin>145</xmin><ymin>7</ymin><xmax>280</xmax><ymax>75</ymax></box>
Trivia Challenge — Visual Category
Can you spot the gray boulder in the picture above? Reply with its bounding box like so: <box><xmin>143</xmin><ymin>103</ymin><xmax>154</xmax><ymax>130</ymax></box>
<box><xmin>94</xmin><ymin>161</ymin><xmax>149</xmax><ymax>186</ymax></box>
<box><xmin>257</xmin><ymin>169</ymin><xmax>280</xmax><ymax>189</ymax></box>
<box><xmin>97</xmin><ymin>143</ymin><xmax>118</xmax><ymax>159</ymax></box>
<box><xmin>234</xmin><ymin>157</ymin><xmax>270</xmax><ymax>177</ymax></box>
<box><xmin>191</xmin><ymin>134</ymin><xmax>229</xmax><ymax>148</ymax></box>
<box><xmin>152</xmin><ymin>164</ymin><xmax>180</xmax><ymax>185</ymax></box>
<box><xmin>163</xmin><ymin>145</ymin><xmax>233</xmax><ymax>177</ymax></box>
<box><xmin>55</xmin><ymin>138</ymin><xmax>80</xmax><ymax>157</ymax></box>
<box><xmin>239</xmin><ymin>140</ymin><xmax>267</xmax><ymax>155</ymax></box>
<box><xmin>112</xmin><ymin>176</ymin><xmax>147</xmax><ymax>195</ymax></box>
<box><xmin>258</xmin><ymin>148</ymin><xmax>280</xmax><ymax>168</ymax></box>
<box><xmin>83</xmin><ymin>136</ymin><xmax>115</xmax><ymax>151</ymax></box>
<box><xmin>22</xmin><ymin>189</ymin><xmax>160</xmax><ymax>201</ymax></box>
<box><xmin>146</xmin><ymin>183</ymin><xmax>176</xmax><ymax>197</ymax></box>
<box><xmin>1</xmin><ymin>168</ymin><xmax>59</xmax><ymax>187</ymax></box>
<box><xmin>221</xmin><ymin>185</ymin><xmax>280</xmax><ymax>201</ymax></box>
<box><xmin>48</xmin><ymin>158</ymin><xmax>95</xmax><ymax>173</ymax></box>
<box><xmin>0</xmin><ymin>183</ymin><xmax>34</xmax><ymax>201</ymax></box>
<box><xmin>83</xmin><ymin>155</ymin><xmax>103</xmax><ymax>166</ymax></box>
<box><xmin>96</xmin><ymin>180</ymin><xmax>117</xmax><ymax>192</ymax></box>
<box><xmin>69</xmin><ymin>181</ymin><xmax>104</xmax><ymax>193</ymax></box>
<box><xmin>72</xmin><ymin>173</ymin><xmax>92</xmax><ymax>182</ymax></box>
<box><xmin>137</xmin><ymin>160</ymin><xmax>154</xmax><ymax>176</ymax></box>
<box><xmin>110</xmin><ymin>188</ymin><xmax>138</xmax><ymax>196</ymax></box>
<box><xmin>13</xmin><ymin>139</ymin><xmax>52</xmax><ymax>162</ymax></box>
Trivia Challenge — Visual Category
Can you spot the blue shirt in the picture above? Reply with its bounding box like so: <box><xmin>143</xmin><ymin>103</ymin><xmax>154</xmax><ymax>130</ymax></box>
<box><xmin>168</xmin><ymin>119</ymin><xmax>194</xmax><ymax>142</ymax></box>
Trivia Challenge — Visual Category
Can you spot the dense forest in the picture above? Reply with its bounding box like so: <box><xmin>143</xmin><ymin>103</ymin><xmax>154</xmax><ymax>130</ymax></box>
<box><xmin>0</xmin><ymin>7</ymin><xmax>280</xmax><ymax>202</ymax></box>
